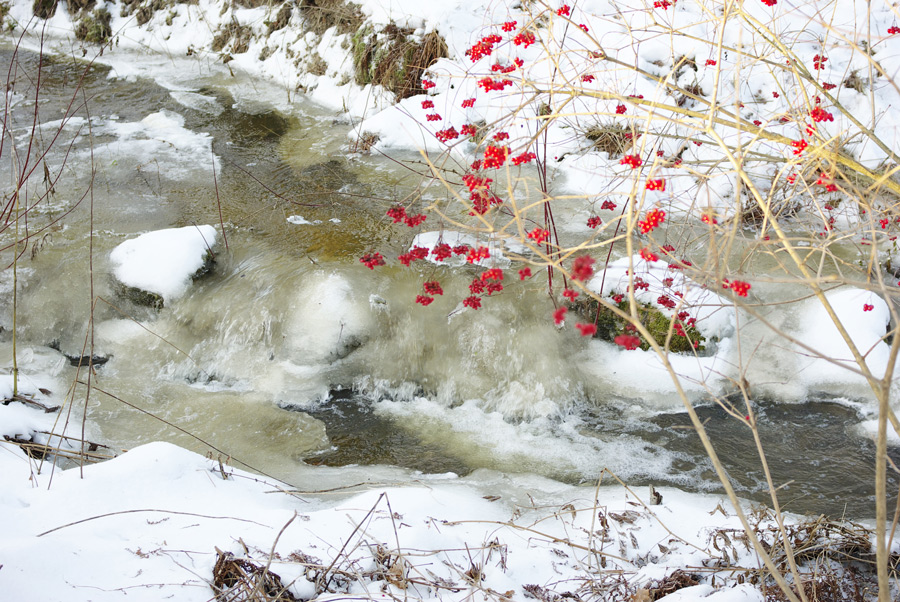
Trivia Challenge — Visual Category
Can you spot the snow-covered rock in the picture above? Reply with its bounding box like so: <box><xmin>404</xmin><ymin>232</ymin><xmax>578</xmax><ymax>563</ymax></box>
<box><xmin>110</xmin><ymin>225</ymin><xmax>218</xmax><ymax>307</ymax></box>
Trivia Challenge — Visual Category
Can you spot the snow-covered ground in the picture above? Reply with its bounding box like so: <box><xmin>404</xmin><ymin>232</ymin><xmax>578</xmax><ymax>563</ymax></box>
<box><xmin>0</xmin><ymin>437</ymin><xmax>813</xmax><ymax>601</ymax></box>
<box><xmin>2</xmin><ymin>0</ymin><xmax>900</xmax><ymax>599</ymax></box>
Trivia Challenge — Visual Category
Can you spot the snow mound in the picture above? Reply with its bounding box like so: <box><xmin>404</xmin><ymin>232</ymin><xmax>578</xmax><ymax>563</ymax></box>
<box><xmin>110</xmin><ymin>225</ymin><xmax>218</xmax><ymax>303</ymax></box>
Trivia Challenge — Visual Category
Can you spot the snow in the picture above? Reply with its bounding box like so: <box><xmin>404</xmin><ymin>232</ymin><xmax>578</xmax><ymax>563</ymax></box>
<box><xmin>0</xmin><ymin>438</ymin><xmax>773</xmax><ymax>601</ymax></box>
<box><xmin>109</xmin><ymin>225</ymin><xmax>218</xmax><ymax>302</ymax></box>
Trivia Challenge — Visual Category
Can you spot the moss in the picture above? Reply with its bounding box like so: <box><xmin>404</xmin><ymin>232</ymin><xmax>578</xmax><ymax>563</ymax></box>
<box><xmin>74</xmin><ymin>8</ymin><xmax>111</xmax><ymax>44</ymax></box>
<box><xmin>117</xmin><ymin>284</ymin><xmax>165</xmax><ymax>310</ymax></box>
<box><xmin>570</xmin><ymin>295</ymin><xmax>707</xmax><ymax>354</ymax></box>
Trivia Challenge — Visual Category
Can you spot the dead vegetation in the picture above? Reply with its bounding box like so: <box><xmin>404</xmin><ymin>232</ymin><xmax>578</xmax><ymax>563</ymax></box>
<box><xmin>2</xmin><ymin>397</ymin><xmax>120</xmax><ymax>464</ymax></box>
<box><xmin>197</xmin><ymin>489</ymin><xmax>894</xmax><ymax>602</ymax></box>
<box><xmin>212</xmin><ymin>19</ymin><xmax>253</xmax><ymax>55</ymax></box>
<box><xmin>351</xmin><ymin>24</ymin><xmax>447</xmax><ymax>99</ymax></box>
<box><xmin>585</xmin><ymin>123</ymin><xmax>633</xmax><ymax>158</ymax></box>
<box><xmin>299</xmin><ymin>0</ymin><xmax>363</xmax><ymax>36</ymax></box>
<box><xmin>213</xmin><ymin>548</ymin><xmax>299</xmax><ymax>602</ymax></box>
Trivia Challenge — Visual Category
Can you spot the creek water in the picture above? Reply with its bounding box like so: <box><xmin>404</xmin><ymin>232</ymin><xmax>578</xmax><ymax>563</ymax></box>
<box><xmin>0</xmin><ymin>44</ymin><xmax>895</xmax><ymax>519</ymax></box>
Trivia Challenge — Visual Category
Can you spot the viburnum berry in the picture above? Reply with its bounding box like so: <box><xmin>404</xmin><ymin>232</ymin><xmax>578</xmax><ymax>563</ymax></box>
<box><xmin>761</xmin><ymin>0</ymin><xmax>776</xmax><ymax>6</ymax></box>
<box><xmin>810</xmin><ymin>107</ymin><xmax>833</xmax><ymax>122</ymax></box>
<box><xmin>466</xmin><ymin>246</ymin><xmax>491</xmax><ymax>263</ymax></box>
<box><xmin>469</xmin><ymin>278</ymin><xmax>485</xmax><ymax>294</ymax></box>
<box><xmin>486</xmin><ymin>282</ymin><xmax>503</xmax><ymax>295</ymax></box>
<box><xmin>423</xmin><ymin>281</ymin><xmax>444</xmax><ymax>295</ymax></box>
<box><xmin>640</xmin><ymin>247</ymin><xmax>659</xmax><ymax>262</ymax></box>
<box><xmin>481</xmin><ymin>268</ymin><xmax>504</xmax><ymax>281</ymax></box>
<box><xmin>813</xmin><ymin>54</ymin><xmax>827</xmax><ymax>70</ymax></box>
<box><xmin>582</xmin><ymin>75</ymin><xmax>596</xmax><ymax>83</ymax></box>
<box><xmin>493</xmin><ymin>132</ymin><xmax>510</xmax><ymax>141</ymax></box>
<box><xmin>562</xmin><ymin>288</ymin><xmax>579</xmax><ymax>300</ymax></box>
<box><xmin>553</xmin><ymin>307</ymin><xmax>567</xmax><ymax>325</ymax></box>
<box><xmin>432</xmin><ymin>243</ymin><xmax>452</xmax><ymax>261</ymax></box>
<box><xmin>519</xmin><ymin>267</ymin><xmax>532</xmax><ymax>280</ymax></box>
<box><xmin>864</xmin><ymin>303</ymin><xmax>874</xmax><ymax>311</ymax></box>
<box><xmin>527</xmin><ymin>228</ymin><xmax>550</xmax><ymax>244</ymax></box>
<box><xmin>706</xmin><ymin>59</ymin><xmax>717</xmax><ymax>66</ymax></box>
<box><xmin>645</xmin><ymin>179</ymin><xmax>665</xmax><ymax>191</ymax></box>
<box><xmin>614</xmin><ymin>334</ymin><xmax>642</xmax><ymax>350</ymax></box>
<box><xmin>477</xmin><ymin>77</ymin><xmax>513</xmax><ymax>92</ymax></box>
<box><xmin>889</xmin><ymin>26</ymin><xmax>900</xmax><ymax>35</ymax></box>
<box><xmin>463</xmin><ymin>296</ymin><xmax>482</xmax><ymax>310</ymax></box>
<box><xmin>571</xmin><ymin>256</ymin><xmax>595</xmax><ymax>281</ymax></box>
<box><xmin>416</xmin><ymin>295</ymin><xmax>434</xmax><ymax>306</ymax></box>
<box><xmin>398</xmin><ymin>246</ymin><xmax>429</xmax><ymax>266</ymax></box>
<box><xmin>578</xmin><ymin>23</ymin><xmax>588</xmax><ymax>32</ymax></box>
<box><xmin>435</xmin><ymin>127</ymin><xmax>459</xmax><ymax>142</ymax></box>
<box><xmin>462</xmin><ymin>173</ymin><xmax>493</xmax><ymax>192</ymax></box>
<box><xmin>621</xmin><ymin>154</ymin><xmax>642</xmax><ymax>169</ymax></box>
<box><xmin>452</xmin><ymin>244</ymin><xmax>470</xmax><ymax>256</ymax></box>
<box><xmin>511</xmin><ymin>152</ymin><xmax>537</xmax><ymax>165</ymax></box>
<box><xmin>822</xmin><ymin>82</ymin><xmax>836</xmax><ymax>90</ymax></box>
<box><xmin>501</xmin><ymin>21</ymin><xmax>517</xmax><ymax>32</ymax></box>
<box><xmin>730</xmin><ymin>280</ymin><xmax>751</xmax><ymax>297</ymax></box>
<box><xmin>601</xmin><ymin>200</ymin><xmax>617</xmax><ymax>211</ymax></box>
<box><xmin>791</xmin><ymin>139</ymin><xmax>808</xmax><ymax>155</ymax></box>
<box><xmin>360</xmin><ymin>252</ymin><xmax>385</xmax><ymax>269</ymax></box>
<box><xmin>587</xmin><ymin>216</ymin><xmax>602</xmax><ymax>228</ymax></box>
<box><xmin>482</xmin><ymin>145</ymin><xmax>509</xmax><ymax>168</ymax></box>
<box><xmin>613</xmin><ymin>293</ymin><xmax>624</xmax><ymax>303</ymax></box>
<box><xmin>422</xmin><ymin>79</ymin><xmax>436</xmax><ymax>89</ymax></box>
<box><xmin>461</xmin><ymin>124</ymin><xmax>478</xmax><ymax>137</ymax></box>
<box><xmin>657</xmin><ymin>295</ymin><xmax>676</xmax><ymax>309</ymax></box>
<box><xmin>404</xmin><ymin>213</ymin><xmax>426</xmax><ymax>227</ymax></box>
<box><xmin>653</xmin><ymin>0</ymin><xmax>671</xmax><ymax>9</ymax></box>
<box><xmin>466</xmin><ymin>34</ymin><xmax>503</xmax><ymax>62</ymax></box>
<box><xmin>387</xmin><ymin>205</ymin><xmax>407</xmax><ymax>223</ymax></box>
<box><xmin>513</xmin><ymin>31</ymin><xmax>536</xmax><ymax>47</ymax></box>
<box><xmin>557</xmin><ymin>4</ymin><xmax>570</xmax><ymax>16</ymax></box>
<box><xmin>615</xmin><ymin>104</ymin><xmax>626</xmax><ymax>114</ymax></box>
<box><xmin>576</xmin><ymin>323</ymin><xmax>597</xmax><ymax>336</ymax></box>
<box><xmin>639</xmin><ymin>208</ymin><xmax>666</xmax><ymax>233</ymax></box>
<box><xmin>421</xmin><ymin>100</ymin><xmax>434</xmax><ymax>109</ymax></box>
<box><xmin>461</xmin><ymin>98</ymin><xmax>476</xmax><ymax>108</ymax></box>
<box><xmin>426</xmin><ymin>114</ymin><xmax>441</xmax><ymax>122</ymax></box>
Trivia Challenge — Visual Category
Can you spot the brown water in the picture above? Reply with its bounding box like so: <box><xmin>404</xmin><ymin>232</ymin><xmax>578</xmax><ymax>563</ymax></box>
<box><xmin>0</xmin><ymin>44</ymin><xmax>895</xmax><ymax>520</ymax></box>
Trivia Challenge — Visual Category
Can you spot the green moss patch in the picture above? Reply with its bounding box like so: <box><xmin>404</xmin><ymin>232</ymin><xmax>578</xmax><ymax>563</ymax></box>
<box><xmin>570</xmin><ymin>295</ymin><xmax>707</xmax><ymax>353</ymax></box>
<box><xmin>74</xmin><ymin>8</ymin><xmax>111</xmax><ymax>44</ymax></box>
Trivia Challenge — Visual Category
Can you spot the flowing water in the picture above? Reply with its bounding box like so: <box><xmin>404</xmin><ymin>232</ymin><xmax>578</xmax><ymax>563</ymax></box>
<box><xmin>1</xmin><ymin>43</ymin><xmax>896</xmax><ymax>519</ymax></box>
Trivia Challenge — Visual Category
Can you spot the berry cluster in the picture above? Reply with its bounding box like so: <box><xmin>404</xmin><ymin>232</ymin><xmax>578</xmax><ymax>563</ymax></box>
<box><xmin>639</xmin><ymin>208</ymin><xmax>666</xmax><ymax>233</ymax></box>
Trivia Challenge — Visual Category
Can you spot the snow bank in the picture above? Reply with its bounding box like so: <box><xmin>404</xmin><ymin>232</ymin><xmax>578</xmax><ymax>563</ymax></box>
<box><xmin>0</xmin><ymin>438</ymin><xmax>775</xmax><ymax>601</ymax></box>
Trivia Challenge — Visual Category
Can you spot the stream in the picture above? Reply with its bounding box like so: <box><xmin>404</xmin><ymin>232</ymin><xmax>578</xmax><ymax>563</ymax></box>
<box><xmin>0</xmin><ymin>43</ymin><xmax>895</xmax><ymax>520</ymax></box>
